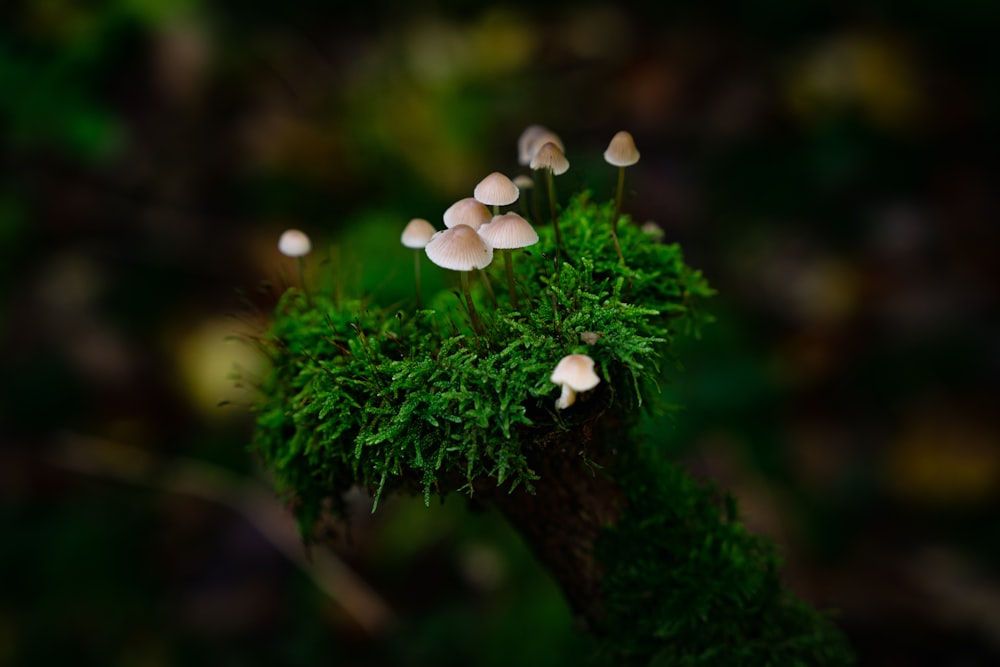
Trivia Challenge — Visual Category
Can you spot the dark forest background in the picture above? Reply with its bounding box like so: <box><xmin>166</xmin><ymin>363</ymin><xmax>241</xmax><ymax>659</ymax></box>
<box><xmin>1</xmin><ymin>1</ymin><xmax>998</xmax><ymax>664</ymax></box>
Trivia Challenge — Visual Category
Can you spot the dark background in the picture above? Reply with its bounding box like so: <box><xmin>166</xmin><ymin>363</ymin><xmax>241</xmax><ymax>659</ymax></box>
<box><xmin>2</xmin><ymin>1</ymin><xmax>999</xmax><ymax>664</ymax></box>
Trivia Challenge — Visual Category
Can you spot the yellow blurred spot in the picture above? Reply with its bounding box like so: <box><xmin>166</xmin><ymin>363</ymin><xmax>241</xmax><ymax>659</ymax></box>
<box><xmin>884</xmin><ymin>406</ymin><xmax>1000</xmax><ymax>506</ymax></box>
<box><xmin>785</xmin><ymin>33</ymin><xmax>921</xmax><ymax>130</ymax></box>
<box><xmin>174</xmin><ymin>318</ymin><xmax>269</xmax><ymax>420</ymax></box>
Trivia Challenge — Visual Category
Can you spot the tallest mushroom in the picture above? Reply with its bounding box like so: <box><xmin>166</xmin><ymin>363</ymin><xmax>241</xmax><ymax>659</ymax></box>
<box><xmin>603</xmin><ymin>131</ymin><xmax>640</xmax><ymax>267</ymax></box>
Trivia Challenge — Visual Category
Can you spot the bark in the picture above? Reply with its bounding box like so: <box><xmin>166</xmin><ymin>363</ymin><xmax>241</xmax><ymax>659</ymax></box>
<box><xmin>476</xmin><ymin>410</ymin><xmax>626</xmax><ymax>630</ymax></box>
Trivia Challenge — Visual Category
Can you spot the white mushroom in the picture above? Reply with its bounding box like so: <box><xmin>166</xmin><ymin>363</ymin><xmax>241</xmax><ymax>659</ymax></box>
<box><xmin>530</xmin><ymin>141</ymin><xmax>569</xmax><ymax>176</ymax></box>
<box><xmin>518</xmin><ymin>125</ymin><xmax>564</xmax><ymax>165</ymax></box>
<box><xmin>603</xmin><ymin>130</ymin><xmax>640</xmax><ymax>167</ymax></box>
<box><xmin>401</xmin><ymin>218</ymin><xmax>437</xmax><ymax>308</ymax></box>
<box><xmin>478</xmin><ymin>213</ymin><xmax>538</xmax><ymax>308</ymax></box>
<box><xmin>603</xmin><ymin>130</ymin><xmax>640</xmax><ymax>266</ymax></box>
<box><xmin>424</xmin><ymin>224</ymin><xmax>493</xmax><ymax>335</ymax></box>
<box><xmin>473</xmin><ymin>172</ymin><xmax>519</xmax><ymax>214</ymax></box>
<box><xmin>443</xmin><ymin>198</ymin><xmax>492</xmax><ymax>231</ymax></box>
<box><xmin>278</xmin><ymin>229</ymin><xmax>312</xmax><ymax>257</ymax></box>
<box><xmin>550</xmin><ymin>354</ymin><xmax>601</xmax><ymax>410</ymax></box>
<box><xmin>401</xmin><ymin>218</ymin><xmax>436</xmax><ymax>249</ymax></box>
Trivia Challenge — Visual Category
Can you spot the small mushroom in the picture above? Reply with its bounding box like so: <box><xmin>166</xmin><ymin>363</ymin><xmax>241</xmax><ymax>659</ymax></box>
<box><xmin>473</xmin><ymin>171</ymin><xmax>519</xmax><ymax>215</ymax></box>
<box><xmin>478</xmin><ymin>213</ymin><xmax>538</xmax><ymax>308</ymax></box>
<box><xmin>425</xmin><ymin>224</ymin><xmax>494</xmax><ymax>335</ymax></box>
<box><xmin>550</xmin><ymin>354</ymin><xmax>601</xmax><ymax>410</ymax></box>
<box><xmin>530</xmin><ymin>141</ymin><xmax>570</xmax><ymax>248</ymax></box>
<box><xmin>278</xmin><ymin>229</ymin><xmax>312</xmax><ymax>257</ymax></box>
<box><xmin>518</xmin><ymin>125</ymin><xmax>564</xmax><ymax>165</ymax></box>
<box><xmin>401</xmin><ymin>218</ymin><xmax>436</xmax><ymax>308</ymax></box>
<box><xmin>443</xmin><ymin>198</ymin><xmax>492</xmax><ymax>231</ymax></box>
<box><xmin>278</xmin><ymin>229</ymin><xmax>312</xmax><ymax>300</ymax></box>
<box><xmin>603</xmin><ymin>130</ymin><xmax>641</xmax><ymax>266</ymax></box>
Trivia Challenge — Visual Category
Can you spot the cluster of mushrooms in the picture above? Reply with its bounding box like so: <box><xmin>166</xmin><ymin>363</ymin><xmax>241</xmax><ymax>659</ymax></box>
<box><xmin>278</xmin><ymin>127</ymin><xmax>641</xmax><ymax>411</ymax></box>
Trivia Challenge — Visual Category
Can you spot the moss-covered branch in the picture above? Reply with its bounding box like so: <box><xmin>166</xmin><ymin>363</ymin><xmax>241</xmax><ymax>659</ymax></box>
<box><xmin>251</xmin><ymin>192</ymin><xmax>852</xmax><ymax>664</ymax></box>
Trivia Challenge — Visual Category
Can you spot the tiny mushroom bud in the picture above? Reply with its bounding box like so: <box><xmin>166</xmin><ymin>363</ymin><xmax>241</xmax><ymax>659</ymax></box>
<box><xmin>401</xmin><ymin>218</ymin><xmax>436</xmax><ymax>248</ymax></box>
<box><xmin>443</xmin><ymin>198</ymin><xmax>492</xmax><ymax>231</ymax></box>
<box><xmin>550</xmin><ymin>354</ymin><xmax>601</xmax><ymax>410</ymax></box>
<box><xmin>473</xmin><ymin>172</ymin><xmax>519</xmax><ymax>213</ymax></box>
<box><xmin>603</xmin><ymin>130</ymin><xmax>640</xmax><ymax>167</ymax></box>
<box><xmin>278</xmin><ymin>229</ymin><xmax>312</xmax><ymax>257</ymax></box>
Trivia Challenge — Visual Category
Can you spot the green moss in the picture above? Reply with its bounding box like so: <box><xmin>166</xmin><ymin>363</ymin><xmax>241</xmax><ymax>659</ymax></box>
<box><xmin>252</xmin><ymin>193</ymin><xmax>711</xmax><ymax>527</ymax></box>
<box><xmin>596</xmin><ymin>444</ymin><xmax>854</xmax><ymax>665</ymax></box>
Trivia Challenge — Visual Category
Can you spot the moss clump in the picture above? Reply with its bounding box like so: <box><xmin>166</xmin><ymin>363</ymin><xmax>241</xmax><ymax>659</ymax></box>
<box><xmin>252</xmin><ymin>192</ymin><xmax>712</xmax><ymax>527</ymax></box>
<box><xmin>251</xmin><ymin>187</ymin><xmax>853</xmax><ymax>665</ymax></box>
<box><xmin>597</xmin><ymin>443</ymin><xmax>854</xmax><ymax>666</ymax></box>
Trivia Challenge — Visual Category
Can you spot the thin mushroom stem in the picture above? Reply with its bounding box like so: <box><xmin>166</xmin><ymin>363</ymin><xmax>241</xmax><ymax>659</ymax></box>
<box><xmin>477</xmin><ymin>268</ymin><xmax>498</xmax><ymax>307</ymax></box>
<box><xmin>503</xmin><ymin>250</ymin><xmax>518</xmax><ymax>309</ymax></box>
<box><xmin>296</xmin><ymin>256</ymin><xmax>311</xmax><ymax>303</ymax></box>
<box><xmin>545</xmin><ymin>169</ymin><xmax>564</xmax><ymax>249</ymax></box>
<box><xmin>460</xmin><ymin>270</ymin><xmax>485</xmax><ymax>336</ymax></box>
<box><xmin>611</xmin><ymin>166</ymin><xmax>626</xmax><ymax>267</ymax></box>
<box><xmin>532</xmin><ymin>171</ymin><xmax>543</xmax><ymax>225</ymax></box>
<box><xmin>412</xmin><ymin>249</ymin><xmax>422</xmax><ymax>309</ymax></box>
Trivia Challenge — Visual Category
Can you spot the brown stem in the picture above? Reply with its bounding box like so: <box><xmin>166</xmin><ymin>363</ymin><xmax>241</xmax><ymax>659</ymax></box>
<box><xmin>612</xmin><ymin>167</ymin><xmax>626</xmax><ymax>267</ymax></box>
<box><xmin>474</xmin><ymin>409</ymin><xmax>626</xmax><ymax>629</ymax></box>
<box><xmin>413</xmin><ymin>250</ymin><xmax>422</xmax><ymax>309</ymax></box>
<box><xmin>546</xmin><ymin>169</ymin><xmax>564</xmax><ymax>250</ymax></box>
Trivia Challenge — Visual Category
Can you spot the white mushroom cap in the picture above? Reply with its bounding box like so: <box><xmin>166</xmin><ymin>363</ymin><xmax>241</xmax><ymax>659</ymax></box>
<box><xmin>424</xmin><ymin>224</ymin><xmax>494</xmax><ymax>271</ymax></box>
<box><xmin>401</xmin><ymin>218</ymin><xmax>436</xmax><ymax>248</ymax></box>
<box><xmin>530</xmin><ymin>141</ymin><xmax>570</xmax><ymax>175</ymax></box>
<box><xmin>550</xmin><ymin>354</ymin><xmax>600</xmax><ymax>410</ymax></box>
<box><xmin>518</xmin><ymin>124</ymin><xmax>550</xmax><ymax>165</ymax></box>
<box><xmin>278</xmin><ymin>229</ymin><xmax>312</xmax><ymax>257</ymax></box>
<box><xmin>603</xmin><ymin>130</ymin><xmax>640</xmax><ymax>167</ymax></box>
<box><xmin>473</xmin><ymin>172</ymin><xmax>519</xmax><ymax>207</ymax></box>
<box><xmin>478</xmin><ymin>213</ymin><xmax>538</xmax><ymax>250</ymax></box>
<box><xmin>443</xmin><ymin>198</ymin><xmax>492</xmax><ymax>231</ymax></box>
<box><xmin>519</xmin><ymin>127</ymin><xmax>564</xmax><ymax>166</ymax></box>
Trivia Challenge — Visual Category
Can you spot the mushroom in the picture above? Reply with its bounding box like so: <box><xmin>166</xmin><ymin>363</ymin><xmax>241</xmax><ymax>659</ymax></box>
<box><xmin>424</xmin><ymin>224</ymin><xmax>494</xmax><ymax>335</ymax></box>
<box><xmin>550</xmin><ymin>354</ymin><xmax>601</xmax><ymax>410</ymax></box>
<box><xmin>603</xmin><ymin>131</ymin><xmax>640</xmax><ymax>266</ymax></box>
<box><xmin>518</xmin><ymin>125</ymin><xmax>564</xmax><ymax>165</ymax></box>
<box><xmin>477</xmin><ymin>212</ymin><xmax>538</xmax><ymax>309</ymax></box>
<box><xmin>443</xmin><ymin>199</ymin><xmax>497</xmax><ymax>306</ymax></box>
<box><xmin>473</xmin><ymin>171</ymin><xmax>519</xmax><ymax>216</ymax></box>
<box><xmin>443</xmin><ymin>198</ymin><xmax>492</xmax><ymax>231</ymax></box>
<box><xmin>530</xmin><ymin>141</ymin><xmax>570</xmax><ymax>249</ymax></box>
<box><xmin>278</xmin><ymin>229</ymin><xmax>312</xmax><ymax>257</ymax></box>
<box><xmin>401</xmin><ymin>218</ymin><xmax>436</xmax><ymax>308</ymax></box>
<box><xmin>278</xmin><ymin>229</ymin><xmax>312</xmax><ymax>300</ymax></box>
